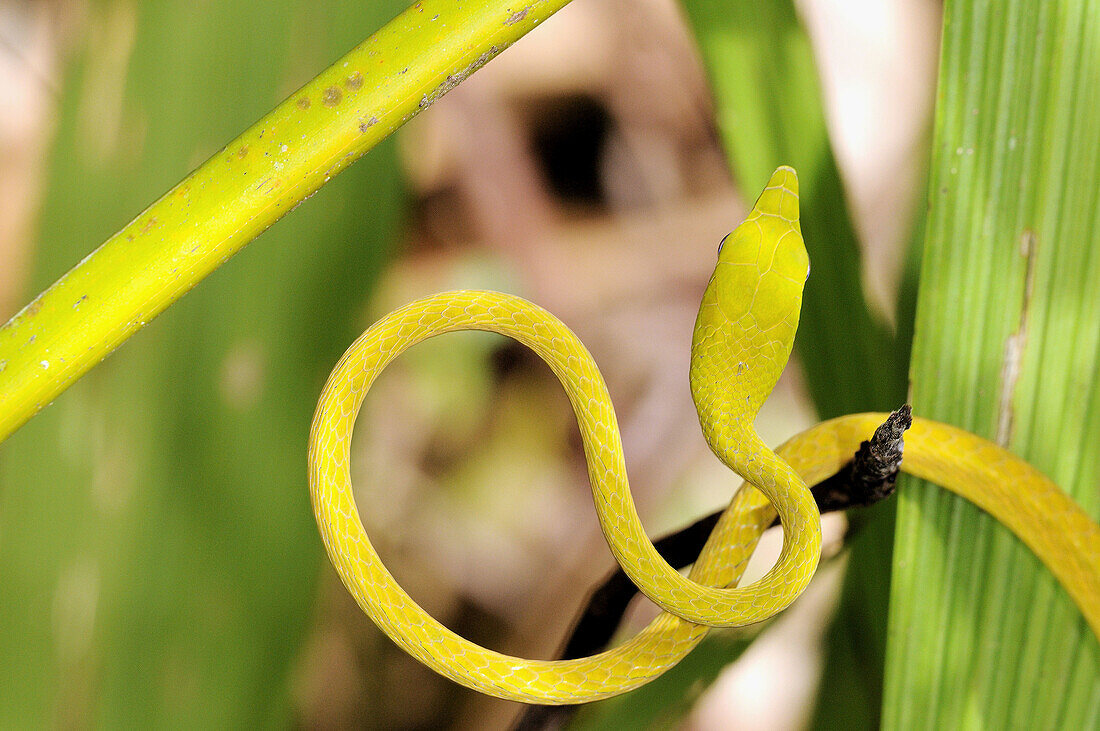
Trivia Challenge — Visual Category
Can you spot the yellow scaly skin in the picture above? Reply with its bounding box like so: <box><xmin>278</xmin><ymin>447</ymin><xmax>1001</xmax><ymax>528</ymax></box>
<box><xmin>308</xmin><ymin>167</ymin><xmax>1100</xmax><ymax>704</ymax></box>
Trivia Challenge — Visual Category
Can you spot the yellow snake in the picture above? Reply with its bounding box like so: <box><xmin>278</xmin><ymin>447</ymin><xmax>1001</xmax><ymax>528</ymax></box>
<box><xmin>307</xmin><ymin>166</ymin><xmax>1100</xmax><ymax>704</ymax></box>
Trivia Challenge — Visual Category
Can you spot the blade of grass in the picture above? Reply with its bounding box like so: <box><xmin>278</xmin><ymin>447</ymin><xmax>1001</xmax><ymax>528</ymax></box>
<box><xmin>886</xmin><ymin>0</ymin><xmax>1100</xmax><ymax>727</ymax></box>
<box><xmin>807</xmin><ymin>166</ymin><xmax>928</xmax><ymax>731</ymax></box>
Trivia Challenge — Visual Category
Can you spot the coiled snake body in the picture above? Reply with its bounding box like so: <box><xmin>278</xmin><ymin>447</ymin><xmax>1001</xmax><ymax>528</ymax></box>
<box><xmin>308</xmin><ymin>167</ymin><xmax>1100</xmax><ymax>704</ymax></box>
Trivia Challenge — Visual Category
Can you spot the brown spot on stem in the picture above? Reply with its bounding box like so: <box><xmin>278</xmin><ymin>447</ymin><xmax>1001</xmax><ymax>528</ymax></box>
<box><xmin>297</xmin><ymin>97</ymin><xmax>311</xmax><ymax>110</ymax></box>
<box><xmin>322</xmin><ymin>87</ymin><xmax>342</xmax><ymax>107</ymax></box>
<box><xmin>418</xmin><ymin>48</ymin><xmax>498</xmax><ymax>111</ymax></box>
<box><xmin>254</xmin><ymin>177</ymin><xmax>281</xmax><ymax>195</ymax></box>
<box><xmin>345</xmin><ymin>72</ymin><xmax>363</xmax><ymax>91</ymax></box>
<box><xmin>504</xmin><ymin>7</ymin><xmax>529</xmax><ymax>25</ymax></box>
<box><xmin>237</xmin><ymin>145</ymin><xmax>248</xmax><ymax>159</ymax></box>
<box><xmin>141</xmin><ymin>217</ymin><xmax>157</xmax><ymax>234</ymax></box>
<box><xmin>995</xmin><ymin>229</ymin><xmax>1038</xmax><ymax>447</ymax></box>
<box><xmin>359</xmin><ymin>116</ymin><xmax>379</xmax><ymax>133</ymax></box>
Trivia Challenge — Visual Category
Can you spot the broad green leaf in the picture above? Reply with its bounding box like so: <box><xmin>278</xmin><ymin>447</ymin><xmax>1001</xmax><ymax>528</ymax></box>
<box><xmin>886</xmin><ymin>0</ymin><xmax>1100</xmax><ymax>727</ymax></box>
<box><xmin>0</xmin><ymin>0</ymin><xmax>407</xmax><ymax>724</ymax></box>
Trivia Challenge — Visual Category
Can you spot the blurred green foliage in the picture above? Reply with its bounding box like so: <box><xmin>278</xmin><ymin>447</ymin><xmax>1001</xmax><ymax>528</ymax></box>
<box><xmin>0</xmin><ymin>0</ymin><xmax>407</xmax><ymax>724</ymax></box>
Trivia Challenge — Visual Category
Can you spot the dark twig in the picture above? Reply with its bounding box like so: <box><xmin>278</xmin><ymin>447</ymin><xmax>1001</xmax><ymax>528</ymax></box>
<box><xmin>814</xmin><ymin>404</ymin><xmax>911</xmax><ymax>514</ymax></box>
<box><xmin>512</xmin><ymin>405</ymin><xmax>912</xmax><ymax>731</ymax></box>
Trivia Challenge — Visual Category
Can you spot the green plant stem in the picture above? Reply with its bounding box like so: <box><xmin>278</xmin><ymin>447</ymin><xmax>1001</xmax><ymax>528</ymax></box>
<box><xmin>0</xmin><ymin>0</ymin><xmax>569</xmax><ymax>443</ymax></box>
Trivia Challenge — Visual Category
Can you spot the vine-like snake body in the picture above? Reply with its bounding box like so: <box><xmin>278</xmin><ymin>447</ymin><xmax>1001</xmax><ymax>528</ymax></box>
<box><xmin>308</xmin><ymin>167</ymin><xmax>1100</xmax><ymax>704</ymax></box>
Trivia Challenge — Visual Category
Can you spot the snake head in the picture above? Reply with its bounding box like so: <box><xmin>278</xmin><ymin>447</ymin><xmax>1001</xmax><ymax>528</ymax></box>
<box><xmin>714</xmin><ymin>166</ymin><xmax>808</xmax><ymax>334</ymax></box>
<box><xmin>690</xmin><ymin>167</ymin><xmax>808</xmax><ymax>444</ymax></box>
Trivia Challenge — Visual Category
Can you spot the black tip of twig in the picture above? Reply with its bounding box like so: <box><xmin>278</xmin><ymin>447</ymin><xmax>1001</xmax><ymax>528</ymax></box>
<box><xmin>849</xmin><ymin>403</ymin><xmax>912</xmax><ymax>506</ymax></box>
<box><xmin>884</xmin><ymin>403</ymin><xmax>913</xmax><ymax>435</ymax></box>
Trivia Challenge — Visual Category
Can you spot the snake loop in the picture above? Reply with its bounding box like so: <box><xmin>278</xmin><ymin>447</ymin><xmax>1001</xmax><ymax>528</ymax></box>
<box><xmin>308</xmin><ymin>168</ymin><xmax>1100</xmax><ymax>704</ymax></box>
<box><xmin>308</xmin><ymin>290</ymin><xmax>811</xmax><ymax>703</ymax></box>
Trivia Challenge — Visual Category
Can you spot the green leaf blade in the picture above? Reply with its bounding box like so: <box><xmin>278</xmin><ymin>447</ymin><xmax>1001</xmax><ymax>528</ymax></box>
<box><xmin>886</xmin><ymin>1</ymin><xmax>1100</xmax><ymax>727</ymax></box>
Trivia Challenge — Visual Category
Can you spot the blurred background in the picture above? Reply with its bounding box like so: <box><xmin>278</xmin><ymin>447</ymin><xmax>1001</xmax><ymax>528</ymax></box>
<box><xmin>0</xmin><ymin>0</ymin><xmax>938</xmax><ymax>727</ymax></box>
